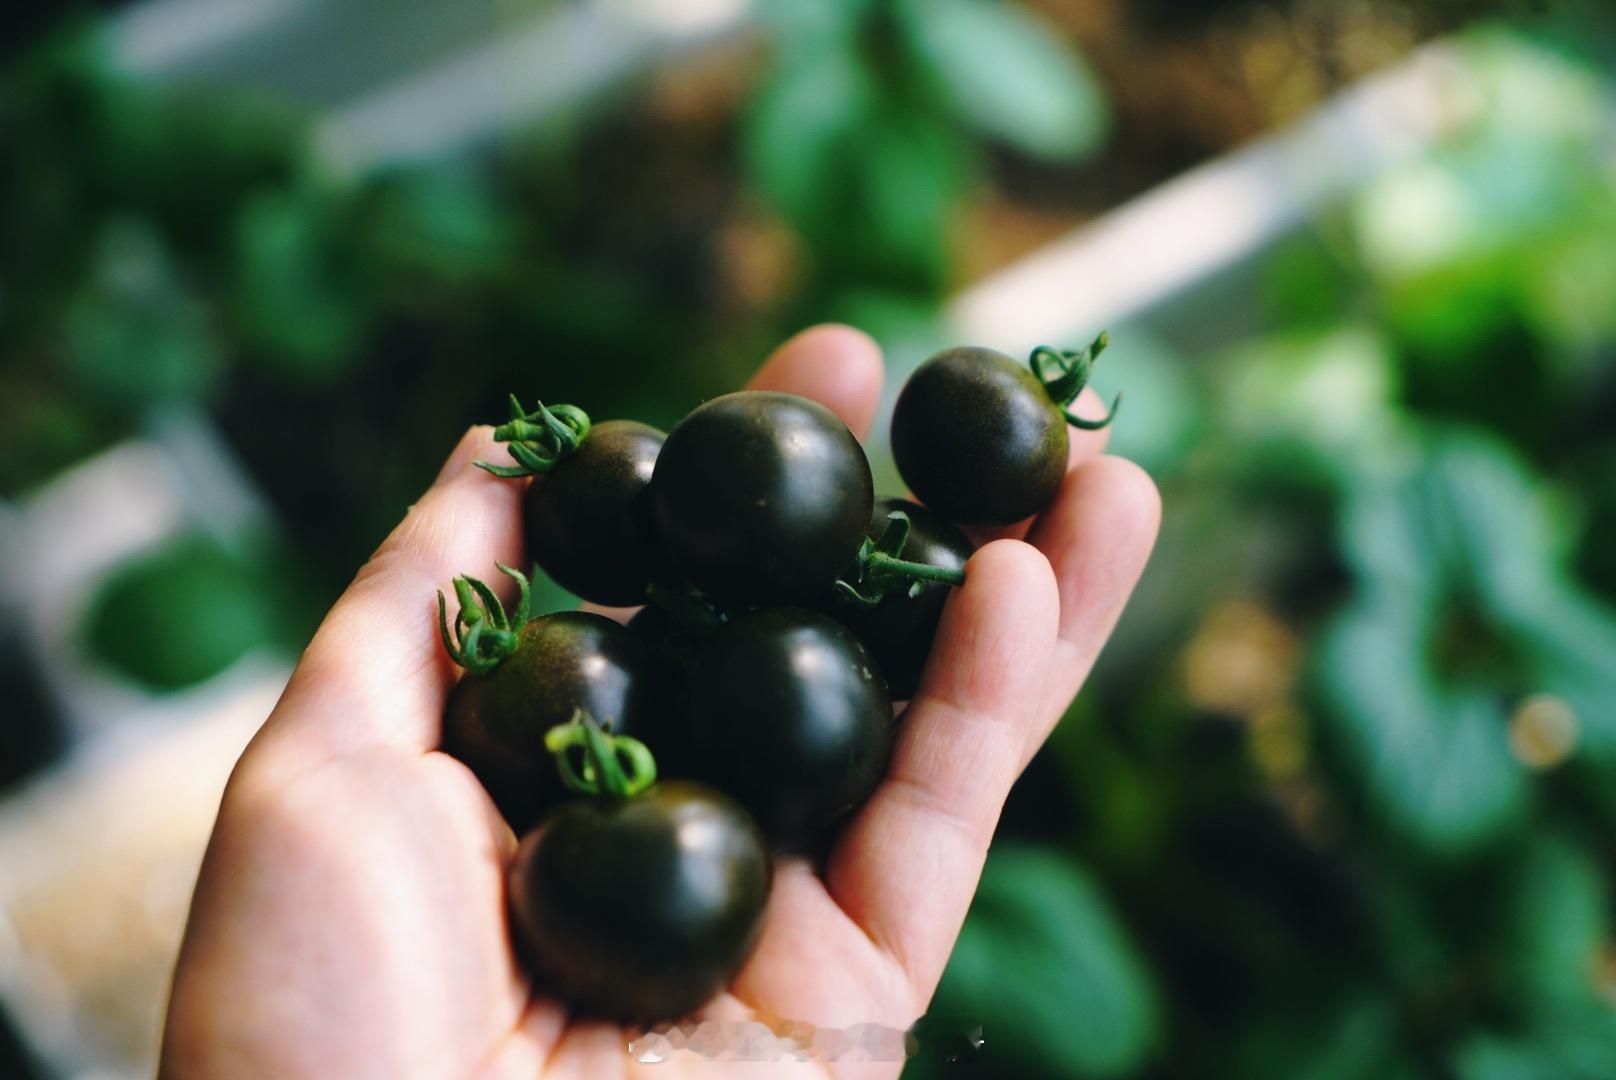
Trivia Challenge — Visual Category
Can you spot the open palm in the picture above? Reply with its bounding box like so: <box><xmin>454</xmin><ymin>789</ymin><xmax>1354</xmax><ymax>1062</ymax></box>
<box><xmin>160</xmin><ymin>326</ymin><xmax>1159</xmax><ymax>1078</ymax></box>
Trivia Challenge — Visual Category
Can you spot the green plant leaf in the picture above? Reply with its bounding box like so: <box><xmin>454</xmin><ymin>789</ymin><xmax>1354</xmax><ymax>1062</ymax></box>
<box><xmin>1338</xmin><ymin>428</ymin><xmax>1560</xmax><ymax>604</ymax></box>
<box><xmin>1508</xmin><ymin>589</ymin><xmax>1616</xmax><ymax>767</ymax></box>
<box><xmin>61</xmin><ymin>219</ymin><xmax>221</xmax><ymax>403</ymax></box>
<box><xmin>897</xmin><ymin>0</ymin><xmax>1107</xmax><ymax>162</ymax></box>
<box><xmin>743</xmin><ymin>42</ymin><xmax>967</xmax><ymax>290</ymax></box>
<box><xmin>1216</xmin><ymin>323</ymin><xmax>1401</xmax><ymax>487</ymax></box>
<box><xmin>1499</xmin><ymin>834</ymin><xmax>1609</xmax><ymax>1020</ymax></box>
<box><xmin>926</xmin><ymin>846</ymin><xmax>1159</xmax><ymax>1078</ymax></box>
<box><xmin>1317</xmin><ymin>428</ymin><xmax>1616</xmax><ymax>853</ymax></box>
<box><xmin>81</xmin><ymin>534</ymin><xmax>292</xmax><ymax>692</ymax></box>
<box><xmin>234</xmin><ymin>188</ymin><xmax>362</xmax><ymax>380</ymax></box>
<box><xmin>1232</xmin><ymin>992</ymin><xmax>1420</xmax><ymax>1080</ymax></box>
<box><xmin>1454</xmin><ymin>1009</ymin><xmax>1616</xmax><ymax>1080</ymax></box>
<box><xmin>742</xmin><ymin>43</ymin><xmax>873</xmax><ymax>235</ymax></box>
<box><xmin>753</xmin><ymin>0</ymin><xmax>872</xmax><ymax>42</ymax></box>
<box><xmin>1455</xmin><ymin>1034</ymin><xmax>1574</xmax><ymax>1080</ymax></box>
<box><xmin>1315</xmin><ymin>598</ymin><xmax>1530</xmax><ymax>855</ymax></box>
<box><xmin>356</xmin><ymin>166</ymin><xmax>508</xmax><ymax>285</ymax></box>
<box><xmin>841</xmin><ymin>103</ymin><xmax>966</xmax><ymax>285</ymax></box>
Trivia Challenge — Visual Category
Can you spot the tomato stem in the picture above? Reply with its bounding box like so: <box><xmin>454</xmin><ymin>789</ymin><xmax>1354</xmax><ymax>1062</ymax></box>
<box><xmin>865</xmin><ymin>551</ymin><xmax>967</xmax><ymax>586</ymax></box>
<box><xmin>437</xmin><ymin>563</ymin><xmax>534</xmax><ymax>674</ymax></box>
<box><xmin>546</xmin><ymin>710</ymin><xmax>658</xmax><ymax>798</ymax></box>
<box><xmin>476</xmin><ymin>395</ymin><xmax>592</xmax><ymax>478</ymax></box>
<box><xmin>835</xmin><ymin>511</ymin><xmax>965</xmax><ymax>607</ymax></box>
<box><xmin>1030</xmin><ymin>334</ymin><xmax>1121</xmax><ymax>431</ymax></box>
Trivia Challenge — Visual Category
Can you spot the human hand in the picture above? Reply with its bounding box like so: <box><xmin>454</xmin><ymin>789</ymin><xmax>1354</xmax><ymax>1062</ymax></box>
<box><xmin>160</xmin><ymin>325</ymin><xmax>1160</xmax><ymax>1078</ymax></box>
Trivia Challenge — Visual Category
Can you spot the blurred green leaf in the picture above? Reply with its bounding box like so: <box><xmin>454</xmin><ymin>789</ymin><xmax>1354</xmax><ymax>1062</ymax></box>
<box><xmin>1355</xmin><ymin>33</ymin><xmax>1608</xmax><ymax>288</ymax></box>
<box><xmin>926</xmin><ymin>847</ymin><xmax>1159</xmax><ymax>1078</ymax></box>
<box><xmin>1316</xmin><ymin>598</ymin><xmax>1531</xmax><ymax>855</ymax></box>
<box><xmin>1456</xmin><ymin>1034</ymin><xmax>1575</xmax><ymax>1080</ymax></box>
<box><xmin>1338</xmin><ymin>429</ymin><xmax>1562</xmax><ymax>607</ymax></box>
<box><xmin>355</xmin><ymin>166</ymin><xmax>509</xmax><ymax>287</ymax></box>
<box><xmin>744</xmin><ymin>37</ymin><xmax>966</xmax><ymax>290</ymax></box>
<box><xmin>897</xmin><ymin>0</ymin><xmax>1107</xmax><ymax>161</ymax></box>
<box><xmin>743</xmin><ymin>42</ymin><xmax>873</xmax><ymax>236</ymax></box>
<box><xmin>1454</xmin><ymin>1011</ymin><xmax>1616</xmax><ymax>1080</ymax></box>
<box><xmin>60</xmin><ymin>218</ymin><xmax>220</xmax><ymax>402</ymax></box>
<box><xmin>1318</xmin><ymin>429</ymin><xmax>1616</xmax><ymax>854</ymax></box>
<box><xmin>1352</xmin><ymin>32</ymin><xmax>1616</xmax><ymax>458</ymax></box>
<box><xmin>847</xmin><ymin>103</ymin><xmax>965</xmax><ymax>283</ymax></box>
<box><xmin>1214</xmin><ymin>323</ymin><xmax>1404</xmax><ymax>486</ymax></box>
<box><xmin>1499</xmin><ymin>834</ymin><xmax>1608</xmax><ymax>1019</ymax></box>
<box><xmin>1511</xmin><ymin>592</ymin><xmax>1616</xmax><ymax>767</ymax></box>
<box><xmin>82</xmin><ymin>533</ymin><xmax>292</xmax><ymax>691</ymax></box>
<box><xmin>233</xmin><ymin>188</ymin><xmax>363</xmax><ymax>380</ymax></box>
<box><xmin>753</xmin><ymin>0</ymin><xmax>872</xmax><ymax>43</ymax></box>
<box><xmin>1521</xmin><ymin>222</ymin><xmax>1616</xmax><ymax>355</ymax></box>
<box><xmin>1261</xmin><ymin>235</ymin><xmax>1360</xmax><ymax>331</ymax></box>
<box><xmin>1233</xmin><ymin>993</ymin><xmax>1419</xmax><ymax>1080</ymax></box>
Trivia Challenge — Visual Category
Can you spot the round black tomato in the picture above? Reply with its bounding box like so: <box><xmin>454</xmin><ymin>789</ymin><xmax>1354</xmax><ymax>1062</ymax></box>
<box><xmin>525</xmin><ymin>420</ymin><xmax>668</xmax><ymax>606</ymax></box>
<box><xmin>686</xmin><ymin>607</ymin><xmax>893</xmax><ymax>850</ymax></box>
<box><xmin>508</xmin><ymin>781</ymin><xmax>771</xmax><ymax>1022</ymax></box>
<box><xmin>834</xmin><ymin>498</ymin><xmax>975</xmax><ymax>700</ymax></box>
<box><xmin>891</xmin><ymin>347</ymin><xmax>1067</xmax><ymax>525</ymax></box>
<box><xmin>649</xmin><ymin>391</ymin><xmax>874</xmax><ymax>605</ymax></box>
<box><xmin>623</xmin><ymin>603</ymin><xmax>715</xmax><ymax>780</ymax></box>
<box><xmin>443</xmin><ymin>612</ymin><xmax>660</xmax><ymax>831</ymax></box>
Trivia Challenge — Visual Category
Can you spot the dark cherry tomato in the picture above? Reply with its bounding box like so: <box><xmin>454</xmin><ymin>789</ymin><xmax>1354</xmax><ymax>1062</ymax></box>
<box><xmin>508</xmin><ymin>780</ymin><xmax>771</xmax><ymax>1022</ymax></box>
<box><xmin>623</xmin><ymin>598</ymin><xmax>721</xmax><ymax>781</ymax></box>
<box><xmin>833</xmin><ymin>498</ymin><xmax>975</xmax><ymax>699</ymax></box>
<box><xmin>685</xmin><ymin>607</ymin><xmax>893</xmax><ymax>850</ymax></box>
<box><xmin>891</xmin><ymin>347</ymin><xmax>1068</xmax><ymax>525</ymax></box>
<box><xmin>524</xmin><ymin>420</ymin><xmax>670</xmax><ymax>606</ymax></box>
<box><xmin>443</xmin><ymin>612</ymin><xmax>658</xmax><ymax>831</ymax></box>
<box><xmin>649</xmin><ymin>391</ymin><xmax>875</xmax><ymax>605</ymax></box>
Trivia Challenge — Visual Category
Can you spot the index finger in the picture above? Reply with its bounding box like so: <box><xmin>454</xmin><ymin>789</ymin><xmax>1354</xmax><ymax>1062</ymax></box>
<box><xmin>247</xmin><ymin>426</ymin><xmax>527</xmax><ymax>778</ymax></box>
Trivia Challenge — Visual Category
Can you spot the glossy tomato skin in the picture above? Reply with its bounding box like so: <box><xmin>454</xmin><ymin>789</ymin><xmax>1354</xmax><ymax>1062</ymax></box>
<box><xmin>443</xmin><ymin>612</ymin><xmax>659</xmax><ymax>832</ymax></box>
<box><xmin>686</xmin><ymin>607</ymin><xmax>893</xmax><ymax>850</ymax></box>
<box><xmin>834</xmin><ymin>498</ymin><xmax>975</xmax><ymax>700</ymax></box>
<box><xmin>623</xmin><ymin>603</ymin><xmax>713</xmax><ymax>780</ymax></box>
<box><xmin>525</xmin><ymin>420</ymin><xmax>668</xmax><ymax>606</ymax></box>
<box><xmin>891</xmin><ymin>347</ymin><xmax>1067</xmax><ymax>525</ymax></box>
<box><xmin>648</xmin><ymin>391</ymin><xmax>874</xmax><ymax>605</ymax></box>
<box><xmin>507</xmin><ymin>781</ymin><xmax>771</xmax><ymax>1022</ymax></box>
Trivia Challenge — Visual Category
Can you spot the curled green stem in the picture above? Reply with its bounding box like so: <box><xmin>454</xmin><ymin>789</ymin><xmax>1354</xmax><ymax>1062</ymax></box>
<box><xmin>835</xmin><ymin>511</ymin><xmax>966</xmax><ymax>608</ymax></box>
<box><xmin>865</xmin><ymin>551</ymin><xmax>967</xmax><ymax>586</ymax></box>
<box><xmin>475</xmin><ymin>395</ymin><xmax>592</xmax><ymax>478</ymax></box>
<box><xmin>437</xmin><ymin>563</ymin><xmax>533</xmax><ymax>674</ymax></box>
<box><xmin>545</xmin><ymin>709</ymin><xmax>658</xmax><ymax>798</ymax></box>
<box><xmin>1029</xmin><ymin>333</ymin><xmax>1120</xmax><ymax>431</ymax></box>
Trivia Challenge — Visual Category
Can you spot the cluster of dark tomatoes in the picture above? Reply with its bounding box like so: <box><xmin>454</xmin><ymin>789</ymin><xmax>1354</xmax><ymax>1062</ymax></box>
<box><xmin>435</xmin><ymin>337</ymin><xmax>1115</xmax><ymax>1023</ymax></box>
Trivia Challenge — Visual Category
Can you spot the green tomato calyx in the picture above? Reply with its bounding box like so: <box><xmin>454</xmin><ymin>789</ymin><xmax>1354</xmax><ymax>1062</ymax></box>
<box><xmin>1030</xmin><ymin>333</ymin><xmax>1121</xmax><ymax>431</ymax></box>
<box><xmin>436</xmin><ymin>563</ymin><xmax>533</xmax><ymax>674</ymax></box>
<box><xmin>835</xmin><ymin>510</ymin><xmax>966</xmax><ymax>609</ymax></box>
<box><xmin>476</xmin><ymin>395</ymin><xmax>592</xmax><ymax>477</ymax></box>
<box><xmin>545</xmin><ymin>709</ymin><xmax>658</xmax><ymax>798</ymax></box>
